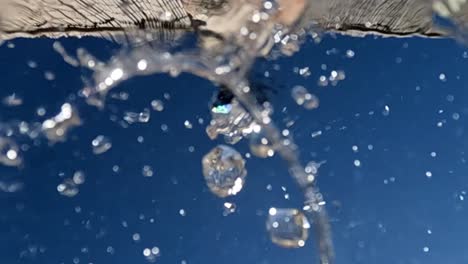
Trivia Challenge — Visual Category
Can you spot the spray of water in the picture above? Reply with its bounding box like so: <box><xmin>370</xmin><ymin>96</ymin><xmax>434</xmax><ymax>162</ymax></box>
<box><xmin>52</xmin><ymin>1</ymin><xmax>336</xmax><ymax>263</ymax></box>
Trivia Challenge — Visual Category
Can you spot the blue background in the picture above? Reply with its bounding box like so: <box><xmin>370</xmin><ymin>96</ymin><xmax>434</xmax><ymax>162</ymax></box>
<box><xmin>1</xmin><ymin>34</ymin><xmax>468</xmax><ymax>264</ymax></box>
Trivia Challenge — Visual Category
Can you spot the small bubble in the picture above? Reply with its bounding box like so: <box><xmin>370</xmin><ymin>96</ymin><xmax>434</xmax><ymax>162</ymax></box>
<box><xmin>72</xmin><ymin>171</ymin><xmax>85</xmax><ymax>185</ymax></box>
<box><xmin>249</xmin><ymin>131</ymin><xmax>274</xmax><ymax>158</ymax></box>
<box><xmin>137</xmin><ymin>60</ymin><xmax>148</xmax><ymax>71</ymax></box>
<box><xmin>311</xmin><ymin>130</ymin><xmax>322</xmax><ymax>138</ymax></box>
<box><xmin>57</xmin><ymin>179</ymin><xmax>79</xmax><ymax>197</ymax></box>
<box><xmin>143</xmin><ymin>246</ymin><xmax>160</xmax><ymax>262</ymax></box>
<box><xmin>124</xmin><ymin>109</ymin><xmax>151</xmax><ymax>124</ymax></box>
<box><xmin>110</xmin><ymin>68</ymin><xmax>124</xmax><ymax>81</ymax></box>
<box><xmin>179</xmin><ymin>209</ymin><xmax>186</xmax><ymax>216</ymax></box>
<box><xmin>298</xmin><ymin>67</ymin><xmax>311</xmax><ymax>77</ymax></box>
<box><xmin>36</xmin><ymin>107</ymin><xmax>46</xmax><ymax>116</ymax></box>
<box><xmin>151</xmin><ymin>100</ymin><xmax>164</xmax><ymax>112</ymax></box>
<box><xmin>425</xmin><ymin>171</ymin><xmax>433</xmax><ymax>178</ymax></box>
<box><xmin>0</xmin><ymin>138</ymin><xmax>22</xmax><ymax>167</ymax></box>
<box><xmin>132</xmin><ymin>233</ymin><xmax>141</xmax><ymax>241</ymax></box>
<box><xmin>2</xmin><ymin>94</ymin><xmax>23</xmax><ymax>107</ymax></box>
<box><xmin>346</xmin><ymin>50</ymin><xmax>355</xmax><ymax>58</ymax></box>
<box><xmin>142</xmin><ymin>166</ymin><xmax>154</xmax><ymax>177</ymax></box>
<box><xmin>439</xmin><ymin>73</ymin><xmax>447</xmax><ymax>82</ymax></box>
<box><xmin>423</xmin><ymin>246</ymin><xmax>429</xmax><ymax>253</ymax></box>
<box><xmin>383</xmin><ymin>105</ymin><xmax>390</xmax><ymax>116</ymax></box>
<box><xmin>92</xmin><ymin>135</ymin><xmax>112</xmax><ymax>155</ymax></box>
<box><xmin>291</xmin><ymin>86</ymin><xmax>319</xmax><ymax>110</ymax></box>
<box><xmin>305</xmin><ymin>160</ymin><xmax>325</xmax><ymax>174</ymax></box>
<box><xmin>106</xmin><ymin>246</ymin><xmax>115</xmax><ymax>255</ymax></box>
<box><xmin>354</xmin><ymin>160</ymin><xmax>361</xmax><ymax>167</ymax></box>
<box><xmin>318</xmin><ymin>75</ymin><xmax>328</xmax><ymax>87</ymax></box>
<box><xmin>184</xmin><ymin>120</ymin><xmax>193</xmax><ymax>129</ymax></box>
<box><xmin>44</xmin><ymin>71</ymin><xmax>55</xmax><ymax>81</ymax></box>
<box><xmin>27</xmin><ymin>61</ymin><xmax>37</xmax><ymax>68</ymax></box>
<box><xmin>223</xmin><ymin>202</ymin><xmax>237</xmax><ymax>216</ymax></box>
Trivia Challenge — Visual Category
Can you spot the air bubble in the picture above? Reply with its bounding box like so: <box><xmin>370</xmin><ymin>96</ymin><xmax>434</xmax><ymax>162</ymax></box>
<box><xmin>92</xmin><ymin>135</ymin><xmax>112</xmax><ymax>155</ymax></box>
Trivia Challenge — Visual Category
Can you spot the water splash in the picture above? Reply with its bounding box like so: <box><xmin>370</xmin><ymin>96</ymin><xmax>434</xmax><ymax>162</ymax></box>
<box><xmin>433</xmin><ymin>0</ymin><xmax>468</xmax><ymax>43</ymax></box>
<box><xmin>7</xmin><ymin>0</ymin><xmax>335</xmax><ymax>263</ymax></box>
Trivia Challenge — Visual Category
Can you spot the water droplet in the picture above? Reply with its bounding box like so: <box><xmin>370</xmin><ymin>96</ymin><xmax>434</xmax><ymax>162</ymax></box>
<box><xmin>151</xmin><ymin>100</ymin><xmax>164</xmax><ymax>112</ymax></box>
<box><xmin>42</xmin><ymin>103</ymin><xmax>81</xmax><ymax>142</ymax></box>
<box><xmin>143</xmin><ymin>246</ymin><xmax>160</xmax><ymax>262</ymax></box>
<box><xmin>92</xmin><ymin>135</ymin><xmax>112</xmax><ymax>155</ymax></box>
<box><xmin>124</xmin><ymin>109</ymin><xmax>151</xmax><ymax>124</ymax></box>
<box><xmin>311</xmin><ymin>130</ymin><xmax>322</xmax><ymax>138</ymax></box>
<box><xmin>179</xmin><ymin>209</ymin><xmax>186</xmax><ymax>216</ymax></box>
<box><xmin>142</xmin><ymin>165</ymin><xmax>154</xmax><ymax>177</ymax></box>
<box><xmin>223</xmin><ymin>202</ymin><xmax>237</xmax><ymax>216</ymax></box>
<box><xmin>72</xmin><ymin>171</ymin><xmax>86</xmax><ymax>185</ymax></box>
<box><xmin>44</xmin><ymin>71</ymin><xmax>55</xmax><ymax>81</ymax></box>
<box><xmin>354</xmin><ymin>160</ymin><xmax>361</xmax><ymax>167</ymax></box>
<box><xmin>132</xmin><ymin>233</ymin><xmax>141</xmax><ymax>241</ymax></box>
<box><xmin>184</xmin><ymin>120</ymin><xmax>193</xmax><ymax>129</ymax></box>
<box><xmin>137</xmin><ymin>60</ymin><xmax>148</xmax><ymax>71</ymax></box>
<box><xmin>249</xmin><ymin>131</ymin><xmax>275</xmax><ymax>158</ymax></box>
<box><xmin>346</xmin><ymin>50</ymin><xmax>355</xmax><ymax>58</ymax></box>
<box><xmin>291</xmin><ymin>86</ymin><xmax>319</xmax><ymax>110</ymax></box>
<box><xmin>305</xmin><ymin>160</ymin><xmax>325</xmax><ymax>174</ymax></box>
<box><xmin>439</xmin><ymin>73</ymin><xmax>447</xmax><ymax>82</ymax></box>
<box><xmin>106</xmin><ymin>246</ymin><xmax>115</xmax><ymax>255</ymax></box>
<box><xmin>57</xmin><ymin>179</ymin><xmax>79</xmax><ymax>197</ymax></box>
<box><xmin>296</xmin><ymin>67</ymin><xmax>311</xmax><ymax>77</ymax></box>
<box><xmin>383</xmin><ymin>105</ymin><xmax>390</xmax><ymax>116</ymax></box>
<box><xmin>0</xmin><ymin>138</ymin><xmax>22</xmax><ymax>167</ymax></box>
<box><xmin>2</xmin><ymin>94</ymin><xmax>23</xmax><ymax>107</ymax></box>
<box><xmin>266</xmin><ymin>208</ymin><xmax>310</xmax><ymax>248</ymax></box>
<box><xmin>426</xmin><ymin>171</ymin><xmax>433</xmax><ymax>178</ymax></box>
<box><xmin>202</xmin><ymin>145</ymin><xmax>247</xmax><ymax>198</ymax></box>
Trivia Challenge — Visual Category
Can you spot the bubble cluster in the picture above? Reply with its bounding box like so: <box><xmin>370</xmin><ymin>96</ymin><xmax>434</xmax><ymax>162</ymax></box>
<box><xmin>42</xmin><ymin>103</ymin><xmax>81</xmax><ymax>142</ymax></box>
<box><xmin>291</xmin><ymin>85</ymin><xmax>319</xmax><ymax>110</ymax></box>
<box><xmin>57</xmin><ymin>171</ymin><xmax>85</xmax><ymax>197</ymax></box>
